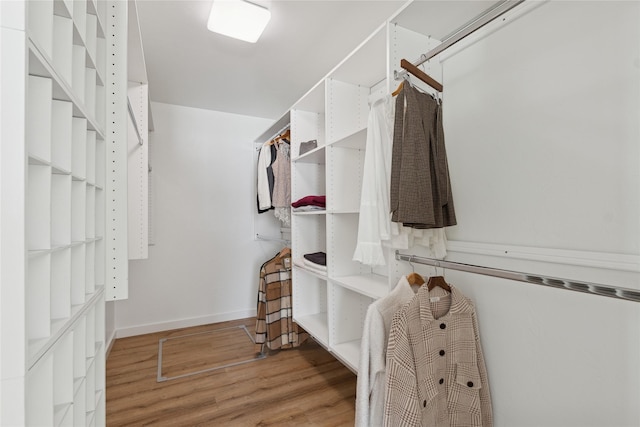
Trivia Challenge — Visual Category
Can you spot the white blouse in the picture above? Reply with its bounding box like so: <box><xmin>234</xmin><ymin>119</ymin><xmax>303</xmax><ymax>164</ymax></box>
<box><xmin>353</xmin><ymin>95</ymin><xmax>394</xmax><ymax>266</ymax></box>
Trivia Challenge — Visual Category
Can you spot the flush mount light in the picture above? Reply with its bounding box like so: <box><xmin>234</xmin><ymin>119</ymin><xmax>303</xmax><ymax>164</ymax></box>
<box><xmin>207</xmin><ymin>0</ymin><xmax>271</xmax><ymax>43</ymax></box>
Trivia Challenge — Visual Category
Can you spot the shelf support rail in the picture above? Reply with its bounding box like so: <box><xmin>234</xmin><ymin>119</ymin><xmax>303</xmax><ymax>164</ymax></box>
<box><xmin>395</xmin><ymin>250</ymin><xmax>640</xmax><ymax>303</ymax></box>
<box><xmin>394</xmin><ymin>0</ymin><xmax>526</xmax><ymax>81</ymax></box>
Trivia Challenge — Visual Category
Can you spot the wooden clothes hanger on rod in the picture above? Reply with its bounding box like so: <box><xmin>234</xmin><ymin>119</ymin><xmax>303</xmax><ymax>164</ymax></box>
<box><xmin>427</xmin><ymin>275</ymin><xmax>451</xmax><ymax>292</ymax></box>
<box><xmin>392</xmin><ymin>81</ymin><xmax>404</xmax><ymax>97</ymax></box>
<box><xmin>400</xmin><ymin>59</ymin><xmax>443</xmax><ymax>92</ymax></box>
<box><xmin>276</xmin><ymin>246</ymin><xmax>291</xmax><ymax>259</ymax></box>
<box><xmin>406</xmin><ymin>256</ymin><xmax>426</xmax><ymax>286</ymax></box>
<box><xmin>266</xmin><ymin>128</ymin><xmax>291</xmax><ymax>146</ymax></box>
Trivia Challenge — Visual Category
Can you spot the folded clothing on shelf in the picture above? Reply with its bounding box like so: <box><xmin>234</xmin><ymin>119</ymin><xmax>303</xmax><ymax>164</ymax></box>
<box><xmin>291</xmin><ymin>195</ymin><xmax>326</xmax><ymax>208</ymax></box>
<box><xmin>303</xmin><ymin>251</ymin><xmax>326</xmax><ymax>266</ymax></box>
<box><xmin>298</xmin><ymin>140</ymin><xmax>318</xmax><ymax>156</ymax></box>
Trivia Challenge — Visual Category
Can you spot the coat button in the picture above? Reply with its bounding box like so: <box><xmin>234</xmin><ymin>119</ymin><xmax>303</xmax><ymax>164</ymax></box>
<box><xmin>467</xmin><ymin>381</ymin><xmax>474</xmax><ymax>388</ymax></box>
<box><xmin>440</xmin><ymin>323</ymin><xmax>446</xmax><ymax>329</ymax></box>
<box><xmin>439</xmin><ymin>350</ymin><xmax>445</xmax><ymax>356</ymax></box>
<box><xmin>423</xmin><ymin>400</ymin><xmax>427</xmax><ymax>407</ymax></box>
<box><xmin>439</xmin><ymin>378</ymin><xmax>444</xmax><ymax>384</ymax></box>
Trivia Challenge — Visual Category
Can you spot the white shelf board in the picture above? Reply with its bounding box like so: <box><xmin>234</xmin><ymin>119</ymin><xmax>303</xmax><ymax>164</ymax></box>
<box><xmin>28</xmin><ymin>155</ymin><xmax>51</xmax><ymax>166</ymax></box>
<box><xmin>331</xmin><ymin>273</ymin><xmax>389</xmax><ymax>300</ymax></box>
<box><xmin>294</xmin><ymin>313</ymin><xmax>329</xmax><ymax>347</ymax></box>
<box><xmin>331</xmin><ymin>339</ymin><xmax>360</xmax><ymax>374</ymax></box>
<box><xmin>293</xmin><ymin>262</ymin><xmax>328</xmax><ymax>280</ymax></box>
<box><xmin>291</xmin><ymin>144</ymin><xmax>325</xmax><ymax>164</ymax></box>
<box><xmin>73</xmin><ymin>377</ymin><xmax>85</xmax><ymax>398</ymax></box>
<box><xmin>293</xmin><ymin>80</ymin><xmax>325</xmax><ymax>113</ymax></box>
<box><xmin>328</xmin><ymin>23</ymin><xmax>387</xmax><ymax>88</ymax></box>
<box><xmin>326</xmin><ymin>209</ymin><xmax>358</xmax><ymax>215</ymax></box>
<box><xmin>327</xmin><ymin>127</ymin><xmax>367</xmax><ymax>150</ymax></box>
<box><xmin>53</xmin><ymin>0</ymin><xmax>72</xmax><ymax>18</ymax></box>
<box><xmin>87</xmin><ymin>0</ymin><xmax>106</xmax><ymax>38</ymax></box>
<box><xmin>292</xmin><ymin>209</ymin><xmax>326</xmax><ymax>216</ymax></box>
<box><xmin>52</xmin><ymin>164</ymin><xmax>72</xmax><ymax>175</ymax></box>
<box><xmin>28</xmin><ymin>40</ymin><xmax>105</xmax><ymax>137</ymax></box>
<box><xmin>254</xmin><ymin>111</ymin><xmax>290</xmax><ymax>143</ymax></box>
<box><xmin>54</xmin><ymin>402</ymin><xmax>73</xmax><ymax>427</ymax></box>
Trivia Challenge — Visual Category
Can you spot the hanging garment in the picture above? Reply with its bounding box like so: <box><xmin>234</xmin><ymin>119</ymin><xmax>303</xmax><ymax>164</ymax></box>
<box><xmin>257</xmin><ymin>143</ymin><xmax>277</xmax><ymax>212</ymax></box>
<box><xmin>254</xmin><ymin>251</ymin><xmax>308</xmax><ymax>352</ymax></box>
<box><xmin>384</xmin><ymin>285</ymin><xmax>492</xmax><ymax>427</ymax></box>
<box><xmin>389</xmin><ymin>224</ymin><xmax>447</xmax><ymax>259</ymax></box>
<box><xmin>272</xmin><ymin>141</ymin><xmax>292</xmax><ymax>226</ymax></box>
<box><xmin>390</xmin><ymin>84</ymin><xmax>456</xmax><ymax>228</ymax></box>
<box><xmin>355</xmin><ymin>276</ymin><xmax>417</xmax><ymax>427</ymax></box>
<box><xmin>353</xmin><ymin>95</ymin><xmax>395</xmax><ymax>266</ymax></box>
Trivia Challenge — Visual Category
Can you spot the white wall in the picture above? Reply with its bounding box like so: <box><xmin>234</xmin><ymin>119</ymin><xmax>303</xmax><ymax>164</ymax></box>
<box><xmin>111</xmin><ymin>102</ymin><xmax>280</xmax><ymax>336</ymax></box>
<box><xmin>428</xmin><ymin>1</ymin><xmax>640</xmax><ymax>425</ymax></box>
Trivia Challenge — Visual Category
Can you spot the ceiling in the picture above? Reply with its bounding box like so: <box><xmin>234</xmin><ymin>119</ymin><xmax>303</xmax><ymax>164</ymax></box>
<box><xmin>134</xmin><ymin>0</ymin><xmax>498</xmax><ymax>120</ymax></box>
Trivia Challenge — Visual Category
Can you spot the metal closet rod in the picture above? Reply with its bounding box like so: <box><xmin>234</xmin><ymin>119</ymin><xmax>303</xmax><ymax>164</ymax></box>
<box><xmin>266</xmin><ymin>124</ymin><xmax>291</xmax><ymax>144</ymax></box>
<box><xmin>256</xmin><ymin>234</ymin><xmax>290</xmax><ymax>244</ymax></box>
<box><xmin>395</xmin><ymin>251</ymin><xmax>640</xmax><ymax>303</ymax></box>
<box><xmin>395</xmin><ymin>0</ymin><xmax>525</xmax><ymax>81</ymax></box>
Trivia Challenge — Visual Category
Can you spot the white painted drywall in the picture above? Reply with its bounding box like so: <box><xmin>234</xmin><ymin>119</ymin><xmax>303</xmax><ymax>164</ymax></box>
<box><xmin>436</xmin><ymin>1</ymin><xmax>640</xmax><ymax>425</ymax></box>
<box><xmin>111</xmin><ymin>102</ymin><xmax>281</xmax><ymax>336</ymax></box>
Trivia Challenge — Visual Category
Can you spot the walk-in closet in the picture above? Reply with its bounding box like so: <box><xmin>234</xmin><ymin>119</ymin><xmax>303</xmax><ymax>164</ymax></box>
<box><xmin>1</xmin><ymin>0</ymin><xmax>639</xmax><ymax>425</ymax></box>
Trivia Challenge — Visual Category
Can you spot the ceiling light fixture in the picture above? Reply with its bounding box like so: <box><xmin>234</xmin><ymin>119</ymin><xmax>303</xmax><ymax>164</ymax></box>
<box><xmin>207</xmin><ymin>0</ymin><xmax>271</xmax><ymax>43</ymax></box>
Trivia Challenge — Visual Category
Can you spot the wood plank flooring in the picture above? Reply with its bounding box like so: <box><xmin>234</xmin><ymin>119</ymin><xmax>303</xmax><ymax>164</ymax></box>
<box><xmin>106</xmin><ymin>318</ymin><xmax>358</xmax><ymax>426</ymax></box>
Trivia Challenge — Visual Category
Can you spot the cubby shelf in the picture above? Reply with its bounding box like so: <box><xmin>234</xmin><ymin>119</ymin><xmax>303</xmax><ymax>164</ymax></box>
<box><xmin>331</xmin><ymin>339</ymin><xmax>360</xmax><ymax>373</ymax></box>
<box><xmin>331</xmin><ymin>273</ymin><xmax>389</xmax><ymax>300</ymax></box>
<box><xmin>292</xmin><ymin>263</ymin><xmax>327</xmax><ymax>280</ymax></box>
<box><xmin>291</xmin><ymin>145</ymin><xmax>325</xmax><ymax>164</ymax></box>
<box><xmin>294</xmin><ymin>313</ymin><xmax>329</xmax><ymax>348</ymax></box>
<box><xmin>6</xmin><ymin>0</ymin><xmax>109</xmax><ymax>425</ymax></box>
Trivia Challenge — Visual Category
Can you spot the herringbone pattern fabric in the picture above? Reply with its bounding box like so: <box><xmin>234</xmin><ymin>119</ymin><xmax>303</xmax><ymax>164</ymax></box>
<box><xmin>384</xmin><ymin>285</ymin><xmax>492</xmax><ymax>427</ymax></box>
<box><xmin>390</xmin><ymin>84</ymin><xmax>456</xmax><ymax>229</ymax></box>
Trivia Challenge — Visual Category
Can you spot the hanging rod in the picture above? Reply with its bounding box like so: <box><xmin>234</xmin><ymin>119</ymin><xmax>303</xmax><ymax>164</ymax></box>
<box><xmin>127</xmin><ymin>99</ymin><xmax>144</xmax><ymax>146</ymax></box>
<box><xmin>256</xmin><ymin>234</ymin><xmax>290</xmax><ymax>244</ymax></box>
<box><xmin>265</xmin><ymin>124</ymin><xmax>290</xmax><ymax>144</ymax></box>
<box><xmin>395</xmin><ymin>0</ymin><xmax>525</xmax><ymax>81</ymax></box>
<box><xmin>395</xmin><ymin>250</ymin><xmax>640</xmax><ymax>303</ymax></box>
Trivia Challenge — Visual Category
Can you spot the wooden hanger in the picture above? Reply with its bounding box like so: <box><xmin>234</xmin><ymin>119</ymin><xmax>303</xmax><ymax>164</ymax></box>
<box><xmin>266</xmin><ymin>129</ymin><xmax>291</xmax><ymax>146</ymax></box>
<box><xmin>391</xmin><ymin>80</ymin><xmax>404</xmax><ymax>97</ymax></box>
<box><xmin>427</xmin><ymin>275</ymin><xmax>451</xmax><ymax>292</ymax></box>
<box><xmin>400</xmin><ymin>59</ymin><xmax>443</xmax><ymax>92</ymax></box>
<box><xmin>407</xmin><ymin>272</ymin><xmax>425</xmax><ymax>286</ymax></box>
<box><xmin>276</xmin><ymin>246</ymin><xmax>291</xmax><ymax>261</ymax></box>
<box><xmin>405</xmin><ymin>256</ymin><xmax>425</xmax><ymax>286</ymax></box>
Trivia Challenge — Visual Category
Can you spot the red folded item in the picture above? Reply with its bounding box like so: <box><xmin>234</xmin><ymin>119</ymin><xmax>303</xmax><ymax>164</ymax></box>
<box><xmin>291</xmin><ymin>195</ymin><xmax>326</xmax><ymax>208</ymax></box>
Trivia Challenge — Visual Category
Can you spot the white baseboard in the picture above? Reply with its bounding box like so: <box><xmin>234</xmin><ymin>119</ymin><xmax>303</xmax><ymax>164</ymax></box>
<box><xmin>114</xmin><ymin>309</ymin><xmax>257</xmax><ymax>339</ymax></box>
<box><xmin>105</xmin><ymin>329</ymin><xmax>117</xmax><ymax>358</ymax></box>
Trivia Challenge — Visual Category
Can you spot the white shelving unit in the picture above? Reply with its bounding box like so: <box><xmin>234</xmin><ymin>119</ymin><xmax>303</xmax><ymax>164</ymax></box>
<box><xmin>1</xmin><ymin>0</ymin><xmax>112</xmax><ymax>425</ymax></box>
<box><xmin>253</xmin><ymin>3</ymin><xmax>452</xmax><ymax>373</ymax></box>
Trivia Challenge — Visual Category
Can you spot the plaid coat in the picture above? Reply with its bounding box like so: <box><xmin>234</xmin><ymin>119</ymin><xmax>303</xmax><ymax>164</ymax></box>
<box><xmin>254</xmin><ymin>252</ymin><xmax>307</xmax><ymax>352</ymax></box>
<box><xmin>384</xmin><ymin>285</ymin><xmax>492</xmax><ymax>427</ymax></box>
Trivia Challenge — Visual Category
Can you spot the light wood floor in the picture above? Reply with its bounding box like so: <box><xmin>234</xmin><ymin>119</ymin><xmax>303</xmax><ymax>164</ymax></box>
<box><xmin>106</xmin><ymin>318</ymin><xmax>358</xmax><ymax>426</ymax></box>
